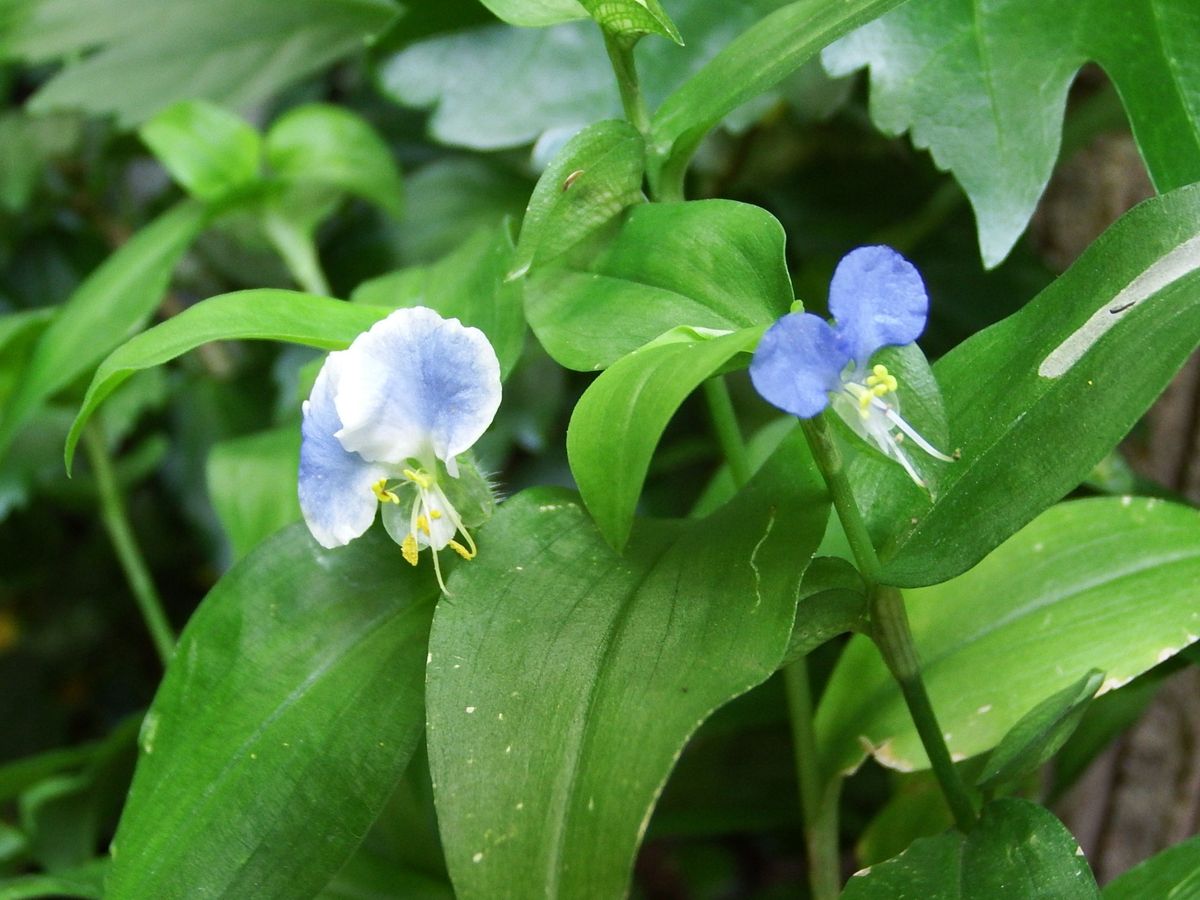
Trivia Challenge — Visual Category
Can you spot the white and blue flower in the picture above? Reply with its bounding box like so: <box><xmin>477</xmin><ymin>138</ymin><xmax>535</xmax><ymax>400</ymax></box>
<box><xmin>750</xmin><ymin>245</ymin><xmax>953</xmax><ymax>486</ymax></box>
<box><xmin>298</xmin><ymin>306</ymin><xmax>501</xmax><ymax>589</ymax></box>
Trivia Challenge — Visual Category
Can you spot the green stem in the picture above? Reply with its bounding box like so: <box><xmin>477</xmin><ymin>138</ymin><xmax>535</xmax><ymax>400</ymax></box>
<box><xmin>871</xmin><ymin>586</ymin><xmax>977</xmax><ymax>832</ymax></box>
<box><xmin>800</xmin><ymin>413</ymin><xmax>978</xmax><ymax>832</ymax></box>
<box><xmin>603</xmin><ymin>32</ymin><xmax>651</xmax><ymax>136</ymax></box>
<box><xmin>83</xmin><ymin>425</ymin><xmax>175</xmax><ymax>667</ymax></box>
<box><xmin>264</xmin><ymin>211</ymin><xmax>332</xmax><ymax>297</ymax></box>
<box><xmin>702</xmin><ymin>377</ymin><xmax>751</xmax><ymax>489</ymax></box>
<box><xmin>784</xmin><ymin>658</ymin><xmax>841</xmax><ymax>900</ymax></box>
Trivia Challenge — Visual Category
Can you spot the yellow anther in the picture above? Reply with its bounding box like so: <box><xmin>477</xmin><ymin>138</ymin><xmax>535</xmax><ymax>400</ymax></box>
<box><xmin>401</xmin><ymin>533</ymin><xmax>419</xmax><ymax>566</ymax></box>
<box><xmin>371</xmin><ymin>479</ymin><xmax>399</xmax><ymax>504</ymax></box>
<box><xmin>430</xmin><ymin>509</ymin><xmax>442</xmax><ymax>519</ymax></box>
<box><xmin>417</xmin><ymin>514</ymin><xmax>431</xmax><ymax>536</ymax></box>
<box><xmin>866</xmin><ymin>364</ymin><xmax>898</xmax><ymax>395</ymax></box>
<box><xmin>448</xmin><ymin>539</ymin><xmax>475</xmax><ymax>560</ymax></box>
<box><xmin>402</xmin><ymin>468</ymin><xmax>433</xmax><ymax>489</ymax></box>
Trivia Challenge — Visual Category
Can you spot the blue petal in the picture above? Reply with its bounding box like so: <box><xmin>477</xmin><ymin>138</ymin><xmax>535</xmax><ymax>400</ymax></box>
<box><xmin>749</xmin><ymin>313</ymin><xmax>849</xmax><ymax>418</ymax></box>
<box><xmin>332</xmin><ymin>307</ymin><xmax>501</xmax><ymax>471</ymax></box>
<box><xmin>298</xmin><ymin>352</ymin><xmax>389</xmax><ymax>548</ymax></box>
<box><xmin>828</xmin><ymin>246</ymin><xmax>928</xmax><ymax>366</ymax></box>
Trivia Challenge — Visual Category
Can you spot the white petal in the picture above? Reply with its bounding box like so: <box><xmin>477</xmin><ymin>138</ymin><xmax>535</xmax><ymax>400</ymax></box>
<box><xmin>298</xmin><ymin>352</ymin><xmax>389</xmax><ymax>548</ymax></box>
<box><xmin>332</xmin><ymin>307</ymin><xmax>501</xmax><ymax>468</ymax></box>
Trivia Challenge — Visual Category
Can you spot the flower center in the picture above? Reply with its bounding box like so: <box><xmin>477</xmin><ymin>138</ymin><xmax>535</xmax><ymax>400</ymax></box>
<box><xmin>372</xmin><ymin>468</ymin><xmax>477</xmax><ymax>593</ymax></box>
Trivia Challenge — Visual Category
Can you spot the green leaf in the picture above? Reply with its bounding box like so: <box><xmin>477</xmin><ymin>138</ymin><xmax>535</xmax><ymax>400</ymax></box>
<box><xmin>648</xmin><ymin>0</ymin><xmax>909</xmax><ymax>193</ymax></box>
<box><xmin>0</xmin><ymin>201</ymin><xmax>209</xmax><ymax>462</ymax></box>
<box><xmin>567</xmin><ymin>326</ymin><xmax>765</xmax><ymax>551</ymax></box>
<box><xmin>13</xmin><ymin>0</ymin><xmax>398</xmax><ymax>128</ymax></box>
<box><xmin>510</xmin><ymin>119</ymin><xmax>644</xmax><ymax>280</ymax></box>
<box><xmin>0</xmin><ymin>859</ymin><xmax>107</xmax><ymax>900</ymax></box>
<box><xmin>842</xmin><ymin>799</ymin><xmax>1097</xmax><ymax>899</ymax></box>
<box><xmin>976</xmin><ymin>670</ymin><xmax>1104</xmax><ymax>795</ymax></box>
<box><xmin>877</xmin><ymin>184</ymin><xmax>1200</xmax><ymax>587</ymax></box>
<box><xmin>353</xmin><ymin>228</ymin><xmax>527</xmax><ymax>379</ymax></box>
<box><xmin>266</xmin><ymin>103</ymin><xmax>404</xmax><ymax>219</ymax></box>
<box><xmin>65</xmin><ymin>290</ymin><xmax>390</xmax><ymax>470</ymax></box>
<box><xmin>427</xmin><ymin>430</ymin><xmax>829</xmax><ymax>899</ymax></box>
<box><xmin>817</xmin><ymin>497</ymin><xmax>1200</xmax><ymax>775</ymax></box>
<box><xmin>106</xmin><ymin>525</ymin><xmax>437</xmax><ymax>898</ymax></box>
<box><xmin>579</xmin><ymin>0</ymin><xmax>681</xmax><ymax>43</ymax></box>
<box><xmin>206</xmin><ymin>426</ymin><xmax>302</xmax><ymax>561</ymax></box>
<box><xmin>856</xmin><ymin>773</ymin><xmax>953</xmax><ymax>869</ymax></box>
<box><xmin>824</xmin><ymin>0</ymin><xmax>1200</xmax><ymax>266</ymax></box>
<box><xmin>1103</xmin><ymin>834</ymin><xmax>1200</xmax><ymax>899</ymax></box>
<box><xmin>381</xmin><ymin>4</ymin><xmax>794</xmax><ymax>151</ymax></box>
<box><xmin>475</xmin><ymin>0</ymin><xmax>586</xmax><ymax>28</ymax></box>
<box><xmin>139</xmin><ymin>101</ymin><xmax>261</xmax><ymax>203</ymax></box>
<box><xmin>780</xmin><ymin>556</ymin><xmax>868</xmax><ymax>665</ymax></box>
<box><xmin>526</xmin><ymin>200</ymin><xmax>792</xmax><ymax>371</ymax></box>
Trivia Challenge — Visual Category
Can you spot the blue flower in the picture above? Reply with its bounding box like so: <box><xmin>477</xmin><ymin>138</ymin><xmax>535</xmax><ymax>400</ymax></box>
<box><xmin>750</xmin><ymin>245</ymin><xmax>952</xmax><ymax>486</ymax></box>
<box><xmin>298</xmin><ymin>306</ymin><xmax>501</xmax><ymax>590</ymax></box>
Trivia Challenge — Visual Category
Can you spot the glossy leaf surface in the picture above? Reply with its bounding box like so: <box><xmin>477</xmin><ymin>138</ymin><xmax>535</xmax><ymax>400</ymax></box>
<box><xmin>526</xmin><ymin>200</ymin><xmax>792</xmax><ymax>371</ymax></box>
<box><xmin>428</xmin><ymin>431</ymin><xmax>828</xmax><ymax>899</ymax></box>
<box><xmin>842</xmin><ymin>799</ymin><xmax>1098</xmax><ymax>899</ymax></box>
<box><xmin>819</xmin><ymin>497</ymin><xmax>1200</xmax><ymax>774</ymax></box>
<box><xmin>1103</xmin><ymin>834</ymin><xmax>1200</xmax><ymax>899</ymax></box>
<box><xmin>107</xmin><ymin>526</ymin><xmax>437</xmax><ymax>898</ymax></box>
<box><xmin>824</xmin><ymin>0</ymin><xmax>1200</xmax><ymax>266</ymax></box>
<box><xmin>65</xmin><ymin>290</ymin><xmax>389</xmax><ymax>469</ymax></box>
<box><xmin>567</xmin><ymin>326</ymin><xmax>764</xmax><ymax>551</ymax></box>
<box><xmin>877</xmin><ymin>184</ymin><xmax>1200</xmax><ymax>587</ymax></box>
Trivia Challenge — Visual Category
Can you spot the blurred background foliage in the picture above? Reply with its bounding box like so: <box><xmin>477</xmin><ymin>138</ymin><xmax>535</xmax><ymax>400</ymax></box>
<box><xmin>0</xmin><ymin>0</ymin><xmax>1189</xmax><ymax>896</ymax></box>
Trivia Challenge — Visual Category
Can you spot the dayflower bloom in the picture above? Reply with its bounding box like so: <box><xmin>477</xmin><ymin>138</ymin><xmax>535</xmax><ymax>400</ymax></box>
<box><xmin>298</xmin><ymin>306</ymin><xmax>501</xmax><ymax>590</ymax></box>
<box><xmin>749</xmin><ymin>245</ymin><xmax>953</xmax><ymax>486</ymax></box>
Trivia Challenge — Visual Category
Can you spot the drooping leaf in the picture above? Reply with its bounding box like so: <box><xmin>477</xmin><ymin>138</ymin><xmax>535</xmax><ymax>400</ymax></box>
<box><xmin>510</xmin><ymin>119</ymin><xmax>644</xmax><ymax>279</ymax></box>
<box><xmin>9</xmin><ymin>0</ymin><xmax>399</xmax><ymax>128</ymax></box>
<box><xmin>818</xmin><ymin>497</ymin><xmax>1200</xmax><ymax>775</ymax></box>
<box><xmin>823</xmin><ymin>0</ymin><xmax>1200</xmax><ymax>266</ymax></box>
<box><xmin>842</xmin><ymin>799</ymin><xmax>1098</xmax><ymax>899</ymax></box>
<box><xmin>65</xmin><ymin>290</ymin><xmax>390</xmax><ymax>469</ymax></box>
<box><xmin>266</xmin><ymin>103</ymin><xmax>404</xmax><ymax>219</ymax></box>
<box><xmin>139</xmin><ymin>101</ymin><xmax>262</xmax><ymax>204</ymax></box>
<box><xmin>427</xmin><ymin>429</ymin><xmax>829</xmax><ymax>899</ymax></box>
<box><xmin>567</xmin><ymin>326</ymin><xmax>765</xmax><ymax>551</ymax></box>
<box><xmin>526</xmin><ymin>200</ymin><xmax>792</xmax><ymax>371</ymax></box>
<box><xmin>106</xmin><ymin>525</ymin><xmax>437</xmax><ymax>898</ymax></box>
<box><xmin>876</xmin><ymin>183</ymin><xmax>1200</xmax><ymax>587</ymax></box>
<box><xmin>0</xmin><ymin>201</ymin><xmax>209</xmax><ymax>461</ymax></box>
<box><xmin>648</xmin><ymin>0</ymin><xmax>909</xmax><ymax>194</ymax></box>
<box><xmin>351</xmin><ymin>227</ymin><xmax>527</xmax><ymax>379</ymax></box>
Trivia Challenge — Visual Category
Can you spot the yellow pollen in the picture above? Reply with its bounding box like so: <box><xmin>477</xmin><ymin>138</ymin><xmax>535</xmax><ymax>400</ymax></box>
<box><xmin>402</xmin><ymin>468</ymin><xmax>433</xmax><ymax>489</ymax></box>
<box><xmin>401</xmin><ymin>533</ymin><xmax>419</xmax><ymax>566</ymax></box>
<box><xmin>448</xmin><ymin>539</ymin><xmax>475</xmax><ymax>560</ymax></box>
<box><xmin>417</xmin><ymin>514</ymin><xmax>431</xmax><ymax>536</ymax></box>
<box><xmin>430</xmin><ymin>509</ymin><xmax>442</xmax><ymax>519</ymax></box>
<box><xmin>866</xmin><ymin>364</ymin><xmax>898</xmax><ymax>395</ymax></box>
<box><xmin>371</xmin><ymin>479</ymin><xmax>399</xmax><ymax>504</ymax></box>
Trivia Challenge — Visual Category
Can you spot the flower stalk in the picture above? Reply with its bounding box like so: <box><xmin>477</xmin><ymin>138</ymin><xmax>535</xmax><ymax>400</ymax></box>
<box><xmin>800</xmin><ymin>412</ymin><xmax>977</xmax><ymax>832</ymax></box>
